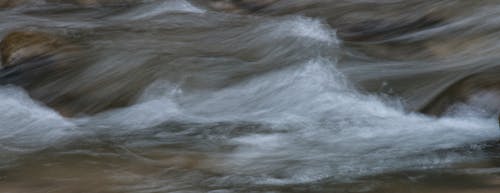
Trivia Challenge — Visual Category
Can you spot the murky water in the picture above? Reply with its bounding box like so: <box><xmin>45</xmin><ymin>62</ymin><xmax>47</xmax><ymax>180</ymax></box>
<box><xmin>1</xmin><ymin>0</ymin><xmax>500</xmax><ymax>192</ymax></box>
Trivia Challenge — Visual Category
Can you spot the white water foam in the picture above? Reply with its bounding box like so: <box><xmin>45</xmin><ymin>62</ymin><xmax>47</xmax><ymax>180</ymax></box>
<box><xmin>0</xmin><ymin>87</ymin><xmax>75</xmax><ymax>156</ymax></box>
<box><xmin>150</xmin><ymin>58</ymin><xmax>496</xmax><ymax>183</ymax></box>
<box><xmin>186</xmin><ymin>59</ymin><xmax>499</xmax><ymax>185</ymax></box>
<box><xmin>116</xmin><ymin>0</ymin><xmax>205</xmax><ymax>20</ymax></box>
<box><xmin>77</xmin><ymin>55</ymin><xmax>498</xmax><ymax>185</ymax></box>
<box><xmin>265</xmin><ymin>16</ymin><xmax>337</xmax><ymax>43</ymax></box>
<box><xmin>0</xmin><ymin>14</ymin><xmax>497</xmax><ymax>186</ymax></box>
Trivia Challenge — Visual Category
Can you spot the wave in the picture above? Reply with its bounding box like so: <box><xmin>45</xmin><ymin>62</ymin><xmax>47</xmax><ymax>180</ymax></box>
<box><xmin>1</xmin><ymin>1</ymin><xmax>500</xmax><ymax>191</ymax></box>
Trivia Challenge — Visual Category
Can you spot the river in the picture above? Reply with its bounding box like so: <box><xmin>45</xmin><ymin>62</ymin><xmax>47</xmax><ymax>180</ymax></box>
<box><xmin>1</xmin><ymin>0</ymin><xmax>500</xmax><ymax>192</ymax></box>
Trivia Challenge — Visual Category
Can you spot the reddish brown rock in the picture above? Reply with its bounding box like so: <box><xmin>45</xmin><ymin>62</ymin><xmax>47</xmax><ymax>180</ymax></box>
<box><xmin>0</xmin><ymin>31</ymin><xmax>78</xmax><ymax>68</ymax></box>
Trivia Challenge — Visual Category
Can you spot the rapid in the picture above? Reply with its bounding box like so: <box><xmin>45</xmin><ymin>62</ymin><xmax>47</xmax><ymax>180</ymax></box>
<box><xmin>1</xmin><ymin>0</ymin><xmax>500</xmax><ymax>192</ymax></box>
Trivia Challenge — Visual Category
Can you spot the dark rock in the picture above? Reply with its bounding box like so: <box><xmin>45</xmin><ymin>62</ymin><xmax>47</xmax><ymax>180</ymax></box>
<box><xmin>0</xmin><ymin>0</ymin><xmax>143</xmax><ymax>8</ymax></box>
<box><xmin>335</xmin><ymin>13</ymin><xmax>447</xmax><ymax>60</ymax></box>
<box><xmin>420</xmin><ymin>66</ymin><xmax>500</xmax><ymax>116</ymax></box>
<box><xmin>0</xmin><ymin>31</ymin><xmax>90</xmax><ymax>116</ymax></box>
<box><xmin>46</xmin><ymin>0</ymin><xmax>139</xmax><ymax>7</ymax></box>
<box><xmin>0</xmin><ymin>30</ymin><xmax>153</xmax><ymax>117</ymax></box>
<box><xmin>0</xmin><ymin>0</ymin><xmax>32</xmax><ymax>8</ymax></box>
<box><xmin>336</xmin><ymin>14</ymin><xmax>443</xmax><ymax>42</ymax></box>
<box><xmin>202</xmin><ymin>0</ymin><xmax>279</xmax><ymax>13</ymax></box>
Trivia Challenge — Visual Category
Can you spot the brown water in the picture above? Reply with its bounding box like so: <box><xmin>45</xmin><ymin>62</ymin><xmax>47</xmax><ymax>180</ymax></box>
<box><xmin>1</xmin><ymin>1</ymin><xmax>500</xmax><ymax>192</ymax></box>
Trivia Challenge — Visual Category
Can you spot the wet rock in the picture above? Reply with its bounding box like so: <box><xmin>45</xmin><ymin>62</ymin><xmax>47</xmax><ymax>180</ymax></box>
<box><xmin>0</xmin><ymin>31</ymin><xmax>77</xmax><ymax>68</ymax></box>
<box><xmin>202</xmin><ymin>0</ymin><xmax>279</xmax><ymax>13</ymax></box>
<box><xmin>0</xmin><ymin>31</ymin><xmax>88</xmax><ymax>116</ymax></box>
<box><xmin>46</xmin><ymin>0</ymin><xmax>139</xmax><ymax>7</ymax></box>
<box><xmin>0</xmin><ymin>31</ymin><xmax>153</xmax><ymax>117</ymax></box>
<box><xmin>335</xmin><ymin>14</ymin><xmax>446</xmax><ymax>60</ymax></box>
<box><xmin>336</xmin><ymin>14</ymin><xmax>443</xmax><ymax>42</ymax></box>
<box><xmin>0</xmin><ymin>0</ymin><xmax>141</xmax><ymax>8</ymax></box>
<box><xmin>420</xmin><ymin>66</ymin><xmax>500</xmax><ymax>116</ymax></box>
<box><xmin>0</xmin><ymin>0</ymin><xmax>31</xmax><ymax>8</ymax></box>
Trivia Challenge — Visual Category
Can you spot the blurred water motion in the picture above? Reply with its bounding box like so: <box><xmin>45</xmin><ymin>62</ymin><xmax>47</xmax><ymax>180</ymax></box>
<box><xmin>1</xmin><ymin>1</ymin><xmax>500</xmax><ymax>192</ymax></box>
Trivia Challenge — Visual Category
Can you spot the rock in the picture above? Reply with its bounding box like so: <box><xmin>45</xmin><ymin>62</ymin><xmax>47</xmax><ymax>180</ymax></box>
<box><xmin>0</xmin><ymin>31</ymin><xmax>88</xmax><ymax>116</ymax></box>
<box><xmin>202</xmin><ymin>0</ymin><xmax>279</xmax><ymax>13</ymax></box>
<box><xmin>336</xmin><ymin>14</ymin><xmax>442</xmax><ymax>42</ymax></box>
<box><xmin>46</xmin><ymin>0</ymin><xmax>140</xmax><ymax>7</ymax></box>
<box><xmin>0</xmin><ymin>31</ymin><xmax>78</xmax><ymax>68</ymax></box>
<box><xmin>0</xmin><ymin>0</ymin><xmax>31</xmax><ymax>8</ymax></box>
<box><xmin>419</xmin><ymin>66</ymin><xmax>500</xmax><ymax>116</ymax></box>
<box><xmin>335</xmin><ymin>14</ymin><xmax>446</xmax><ymax>60</ymax></box>
<box><xmin>0</xmin><ymin>30</ymin><xmax>152</xmax><ymax>117</ymax></box>
<box><xmin>0</xmin><ymin>0</ymin><xmax>141</xmax><ymax>8</ymax></box>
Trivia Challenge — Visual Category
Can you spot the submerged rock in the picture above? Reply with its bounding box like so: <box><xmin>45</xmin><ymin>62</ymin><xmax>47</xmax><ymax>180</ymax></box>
<box><xmin>335</xmin><ymin>14</ymin><xmax>446</xmax><ymax>60</ymax></box>
<box><xmin>336</xmin><ymin>14</ymin><xmax>443</xmax><ymax>42</ymax></box>
<box><xmin>0</xmin><ymin>31</ymin><xmax>77</xmax><ymax>68</ymax></box>
<box><xmin>0</xmin><ymin>30</ymin><xmax>152</xmax><ymax>117</ymax></box>
<box><xmin>0</xmin><ymin>31</ymin><xmax>88</xmax><ymax>116</ymax></box>
<box><xmin>200</xmin><ymin>0</ymin><xmax>279</xmax><ymax>13</ymax></box>
<box><xmin>46</xmin><ymin>0</ymin><xmax>139</xmax><ymax>7</ymax></box>
<box><xmin>420</xmin><ymin>66</ymin><xmax>500</xmax><ymax>117</ymax></box>
<box><xmin>0</xmin><ymin>0</ymin><xmax>33</xmax><ymax>8</ymax></box>
<box><xmin>0</xmin><ymin>0</ymin><xmax>143</xmax><ymax>8</ymax></box>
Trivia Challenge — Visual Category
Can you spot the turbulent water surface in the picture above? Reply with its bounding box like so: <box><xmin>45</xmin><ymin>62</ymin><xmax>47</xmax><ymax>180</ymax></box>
<box><xmin>1</xmin><ymin>0</ymin><xmax>500</xmax><ymax>192</ymax></box>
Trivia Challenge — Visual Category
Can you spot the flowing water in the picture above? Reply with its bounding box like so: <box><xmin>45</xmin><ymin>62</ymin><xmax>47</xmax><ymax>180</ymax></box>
<box><xmin>1</xmin><ymin>0</ymin><xmax>500</xmax><ymax>192</ymax></box>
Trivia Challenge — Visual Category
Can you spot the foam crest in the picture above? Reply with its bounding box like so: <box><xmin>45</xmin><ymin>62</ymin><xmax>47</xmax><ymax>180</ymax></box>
<box><xmin>0</xmin><ymin>87</ymin><xmax>74</xmax><ymax>154</ymax></box>
<box><xmin>116</xmin><ymin>0</ymin><xmax>205</xmax><ymax>20</ymax></box>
